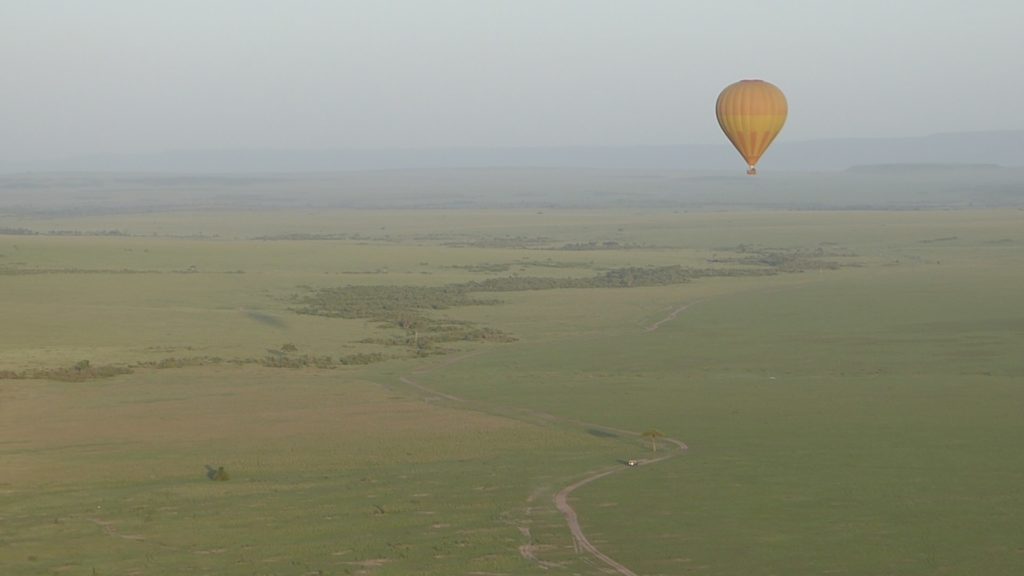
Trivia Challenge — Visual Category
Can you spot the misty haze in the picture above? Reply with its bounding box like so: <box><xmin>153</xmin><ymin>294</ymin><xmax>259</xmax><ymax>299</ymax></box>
<box><xmin>3</xmin><ymin>2</ymin><xmax>1024</xmax><ymax>575</ymax></box>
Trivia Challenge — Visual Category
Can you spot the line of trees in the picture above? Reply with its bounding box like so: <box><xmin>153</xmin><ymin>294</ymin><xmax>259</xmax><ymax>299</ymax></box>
<box><xmin>0</xmin><ymin>360</ymin><xmax>133</xmax><ymax>382</ymax></box>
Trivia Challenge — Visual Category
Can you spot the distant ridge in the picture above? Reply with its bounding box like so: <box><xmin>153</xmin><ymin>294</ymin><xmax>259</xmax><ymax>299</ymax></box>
<box><xmin>845</xmin><ymin>163</ymin><xmax>1003</xmax><ymax>173</ymax></box>
<box><xmin>3</xmin><ymin>130</ymin><xmax>1022</xmax><ymax>174</ymax></box>
<box><xmin>772</xmin><ymin>131</ymin><xmax>1024</xmax><ymax>171</ymax></box>
<box><xmin>5</xmin><ymin>165</ymin><xmax>1022</xmax><ymax>213</ymax></box>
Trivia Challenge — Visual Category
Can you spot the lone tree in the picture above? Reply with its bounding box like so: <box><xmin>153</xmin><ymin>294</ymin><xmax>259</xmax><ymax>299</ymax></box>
<box><xmin>642</xmin><ymin>429</ymin><xmax>664</xmax><ymax>453</ymax></box>
<box><xmin>205</xmin><ymin>465</ymin><xmax>230</xmax><ymax>481</ymax></box>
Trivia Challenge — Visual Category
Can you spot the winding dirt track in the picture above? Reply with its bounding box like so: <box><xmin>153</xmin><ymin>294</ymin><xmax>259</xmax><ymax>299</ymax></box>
<box><xmin>399</xmin><ymin>302</ymin><xmax>693</xmax><ymax>575</ymax></box>
<box><xmin>645</xmin><ymin>303</ymin><xmax>694</xmax><ymax>332</ymax></box>
<box><xmin>553</xmin><ymin>436</ymin><xmax>687</xmax><ymax>576</ymax></box>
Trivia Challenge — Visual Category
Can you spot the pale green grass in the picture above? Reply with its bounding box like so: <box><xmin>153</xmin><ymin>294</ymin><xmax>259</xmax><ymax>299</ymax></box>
<box><xmin>417</xmin><ymin>221</ymin><xmax>1024</xmax><ymax>575</ymax></box>
<box><xmin>1</xmin><ymin>366</ymin><xmax>616</xmax><ymax>575</ymax></box>
<box><xmin>3</xmin><ymin>209</ymin><xmax>1024</xmax><ymax>575</ymax></box>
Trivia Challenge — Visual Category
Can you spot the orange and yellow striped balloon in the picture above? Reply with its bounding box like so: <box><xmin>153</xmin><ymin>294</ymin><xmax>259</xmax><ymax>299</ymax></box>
<box><xmin>716</xmin><ymin>80</ymin><xmax>787</xmax><ymax>175</ymax></box>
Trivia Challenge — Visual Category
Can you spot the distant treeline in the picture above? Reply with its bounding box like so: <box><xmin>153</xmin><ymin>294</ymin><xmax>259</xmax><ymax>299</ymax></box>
<box><xmin>709</xmin><ymin>245</ymin><xmax>855</xmax><ymax>272</ymax></box>
<box><xmin>290</xmin><ymin>284</ymin><xmax>518</xmax><ymax>354</ymax></box>
<box><xmin>444</xmin><ymin>236</ymin><xmax>554</xmax><ymax>249</ymax></box>
<box><xmin>290</xmin><ymin>264</ymin><xmax>774</xmax><ymax>350</ymax></box>
<box><xmin>293</xmin><ymin>263</ymin><xmax>780</xmax><ymax>319</ymax></box>
<box><xmin>0</xmin><ymin>227</ymin><xmax>35</xmax><ymax>235</ymax></box>
<box><xmin>442</xmin><ymin>237</ymin><xmax>656</xmax><ymax>250</ymax></box>
<box><xmin>359</xmin><ymin>319</ymin><xmax>516</xmax><ymax>353</ymax></box>
<box><xmin>253</xmin><ymin>233</ymin><xmax>382</xmax><ymax>241</ymax></box>
<box><xmin>0</xmin><ymin>227</ymin><xmax>129</xmax><ymax>236</ymax></box>
<box><xmin>140</xmin><ymin>351</ymin><xmax>387</xmax><ymax>370</ymax></box>
<box><xmin>0</xmin><ymin>351</ymin><xmax>391</xmax><ymax>382</ymax></box>
<box><xmin>0</xmin><ymin>360</ymin><xmax>133</xmax><ymax>382</ymax></box>
<box><xmin>450</xmin><ymin>260</ymin><xmax>594</xmax><ymax>273</ymax></box>
<box><xmin>0</xmin><ymin>267</ymin><xmax>158</xmax><ymax>276</ymax></box>
<box><xmin>466</xmin><ymin>265</ymin><xmax>771</xmax><ymax>291</ymax></box>
<box><xmin>293</xmin><ymin>284</ymin><xmax>499</xmax><ymax>319</ymax></box>
<box><xmin>293</xmin><ymin>251</ymin><xmax>847</xmax><ymax>352</ymax></box>
<box><xmin>555</xmin><ymin>241</ymin><xmax>655</xmax><ymax>251</ymax></box>
<box><xmin>0</xmin><ymin>267</ymin><xmax>244</xmax><ymax>276</ymax></box>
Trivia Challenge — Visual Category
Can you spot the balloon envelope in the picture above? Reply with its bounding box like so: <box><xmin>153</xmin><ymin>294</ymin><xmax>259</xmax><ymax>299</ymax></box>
<box><xmin>716</xmin><ymin>80</ymin><xmax>787</xmax><ymax>175</ymax></box>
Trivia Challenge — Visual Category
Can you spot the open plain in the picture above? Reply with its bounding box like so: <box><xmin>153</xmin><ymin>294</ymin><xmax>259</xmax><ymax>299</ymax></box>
<box><xmin>2</xmin><ymin>195</ymin><xmax>1024</xmax><ymax>575</ymax></box>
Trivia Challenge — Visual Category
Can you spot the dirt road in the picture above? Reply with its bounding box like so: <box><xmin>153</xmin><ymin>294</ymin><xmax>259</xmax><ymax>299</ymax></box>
<box><xmin>399</xmin><ymin>302</ymin><xmax>694</xmax><ymax>575</ymax></box>
<box><xmin>645</xmin><ymin>303</ymin><xmax>695</xmax><ymax>332</ymax></box>
<box><xmin>553</xmin><ymin>434</ymin><xmax>687</xmax><ymax>576</ymax></box>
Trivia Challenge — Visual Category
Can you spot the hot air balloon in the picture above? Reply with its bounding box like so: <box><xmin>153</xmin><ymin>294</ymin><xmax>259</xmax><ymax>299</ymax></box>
<box><xmin>716</xmin><ymin>80</ymin><xmax>787</xmax><ymax>175</ymax></box>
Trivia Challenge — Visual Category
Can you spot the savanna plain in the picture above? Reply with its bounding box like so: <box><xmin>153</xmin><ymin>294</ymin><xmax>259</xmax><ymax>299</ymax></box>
<box><xmin>2</xmin><ymin>193</ymin><xmax>1024</xmax><ymax>575</ymax></box>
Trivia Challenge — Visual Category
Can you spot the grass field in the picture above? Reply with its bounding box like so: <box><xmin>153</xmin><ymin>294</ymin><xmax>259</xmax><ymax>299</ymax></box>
<box><xmin>2</xmin><ymin>207</ymin><xmax>1023</xmax><ymax>575</ymax></box>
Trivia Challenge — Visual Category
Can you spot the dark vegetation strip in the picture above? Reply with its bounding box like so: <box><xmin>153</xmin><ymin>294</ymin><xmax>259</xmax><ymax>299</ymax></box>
<box><xmin>5</xmin><ymin>249</ymin><xmax>847</xmax><ymax>382</ymax></box>
<box><xmin>0</xmin><ymin>267</ymin><xmax>161</xmax><ymax>275</ymax></box>
<box><xmin>449</xmin><ymin>260</ymin><xmax>596</xmax><ymax>273</ymax></box>
<box><xmin>0</xmin><ymin>360</ymin><xmax>135</xmax><ymax>382</ymax></box>
<box><xmin>0</xmin><ymin>227</ymin><xmax>130</xmax><ymax>237</ymax></box>
<box><xmin>0</xmin><ymin>267</ymin><xmax>244</xmax><ymax>275</ymax></box>
<box><xmin>290</xmin><ymin>262</ymin><xmax>793</xmax><ymax>320</ymax></box>
<box><xmin>0</xmin><ymin>350</ymin><xmax>390</xmax><ymax>382</ymax></box>
<box><xmin>292</xmin><ymin>251</ymin><xmax>848</xmax><ymax>361</ymax></box>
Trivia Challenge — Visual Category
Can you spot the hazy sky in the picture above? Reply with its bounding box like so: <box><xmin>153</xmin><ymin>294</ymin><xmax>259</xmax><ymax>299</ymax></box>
<box><xmin>3</xmin><ymin>0</ymin><xmax>1022</xmax><ymax>163</ymax></box>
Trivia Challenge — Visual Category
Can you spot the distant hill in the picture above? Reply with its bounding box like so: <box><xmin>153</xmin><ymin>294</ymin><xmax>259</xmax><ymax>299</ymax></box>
<box><xmin>845</xmin><ymin>163</ymin><xmax>1003</xmax><ymax>173</ymax></box>
<box><xmin>3</xmin><ymin>164</ymin><xmax>1022</xmax><ymax>214</ymax></box>
<box><xmin>2</xmin><ymin>131</ymin><xmax>1022</xmax><ymax>174</ymax></box>
<box><xmin>769</xmin><ymin>131</ymin><xmax>1024</xmax><ymax>171</ymax></box>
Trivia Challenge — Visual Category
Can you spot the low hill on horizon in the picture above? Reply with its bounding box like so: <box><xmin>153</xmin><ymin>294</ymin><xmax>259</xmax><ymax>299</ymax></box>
<box><xmin>2</xmin><ymin>131</ymin><xmax>1022</xmax><ymax>174</ymax></box>
<box><xmin>3</xmin><ymin>164</ymin><xmax>1022</xmax><ymax>215</ymax></box>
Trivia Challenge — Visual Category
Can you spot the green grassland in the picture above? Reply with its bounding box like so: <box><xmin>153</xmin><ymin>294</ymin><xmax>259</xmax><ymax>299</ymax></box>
<box><xmin>2</xmin><ymin>207</ymin><xmax>1023</xmax><ymax>575</ymax></box>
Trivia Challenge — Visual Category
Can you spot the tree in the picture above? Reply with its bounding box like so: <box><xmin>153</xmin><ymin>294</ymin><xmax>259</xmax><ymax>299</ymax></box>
<box><xmin>642</xmin><ymin>429</ymin><xmax>664</xmax><ymax>453</ymax></box>
<box><xmin>205</xmin><ymin>465</ymin><xmax>230</xmax><ymax>481</ymax></box>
